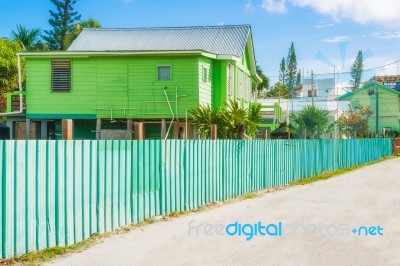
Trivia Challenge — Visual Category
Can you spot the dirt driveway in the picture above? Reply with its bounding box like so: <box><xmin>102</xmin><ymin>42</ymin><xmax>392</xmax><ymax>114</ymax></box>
<box><xmin>46</xmin><ymin>157</ymin><xmax>400</xmax><ymax>266</ymax></box>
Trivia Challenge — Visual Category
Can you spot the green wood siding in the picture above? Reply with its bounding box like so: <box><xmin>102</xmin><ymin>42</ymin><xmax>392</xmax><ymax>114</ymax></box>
<box><xmin>198</xmin><ymin>57</ymin><xmax>213</xmax><ymax>105</ymax></box>
<box><xmin>26</xmin><ymin>56</ymin><xmax>199</xmax><ymax>119</ymax></box>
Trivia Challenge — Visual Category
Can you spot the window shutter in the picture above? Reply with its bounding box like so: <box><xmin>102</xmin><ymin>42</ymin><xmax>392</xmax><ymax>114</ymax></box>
<box><xmin>52</xmin><ymin>60</ymin><xmax>71</xmax><ymax>91</ymax></box>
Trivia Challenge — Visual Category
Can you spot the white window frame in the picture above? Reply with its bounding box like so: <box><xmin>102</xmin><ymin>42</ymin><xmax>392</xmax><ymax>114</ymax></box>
<box><xmin>157</xmin><ymin>65</ymin><xmax>172</xmax><ymax>81</ymax></box>
<box><xmin>202</xmin><ymin>66</ymin><xmax>208</xmax><ymax>83</ymax></box>
<box><xmin>51</xmin><ymin>59</ymin><xmax>71</xmax><ymax>92</ymax></box>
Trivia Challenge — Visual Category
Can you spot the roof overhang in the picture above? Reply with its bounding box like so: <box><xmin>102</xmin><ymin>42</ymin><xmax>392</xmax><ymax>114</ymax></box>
<box><xmin>18</xmin><ymin>50</ymin><xmax>252</xmax><ymax>62</ymax></box>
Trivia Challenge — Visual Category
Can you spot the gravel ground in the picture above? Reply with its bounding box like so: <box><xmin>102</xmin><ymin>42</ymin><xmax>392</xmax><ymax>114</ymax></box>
<box><xmin>45</xmin><ymin>157</ymin><xmax>400</xmax><ymax>266</ymax></box>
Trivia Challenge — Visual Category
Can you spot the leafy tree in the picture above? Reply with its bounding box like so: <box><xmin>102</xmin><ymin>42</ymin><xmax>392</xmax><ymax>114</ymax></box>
<box><xmin>261</xmin><ymin>82</ymin><xmax>288</xmax><ymax>99</ymax></box>
<box><xmin>256</xmin><ymin>65</ymin><xmax>269</xmax><ymax>92</ymax></box>
<box><xmin>338</xmin><ymin>105</ymin><xmax>372</xmax><ymax>137</ymax></box>
<box><xmin>11</xmin><ymin>24</ymin><xmax>47</xmax><ymax>51</ymax></box>
<box><xmin>279</xmin><ymin>57</ymin><xmax>285</xmax><ymax>84</ymax></box>
<box><xmin>285</xmin><ymin>42</ymin><xmax>297</xmax><ymax>98</ymax></box>
<box><xmin>0</xmin><ymin>39</ymin><xmax>24</xmax><ymax>112</ymax></box>
<box><xmin>350</xmin><ymin>51</ymin><xmax>363</xmax><ymax>91</ymax></box>
<box><xmin>291</xmin><ymin>105</ymin><xmax>332</xmax><ymax>139</ymax></box>
<box><xmin>64</xmin><ymin>18</ymin><xmax>101</xmax><ymax>48</ymax></box>
<box><xmin>43</xmin><ymin>0</ymin><xmax>81</xmax><ymax>50</ymax></box>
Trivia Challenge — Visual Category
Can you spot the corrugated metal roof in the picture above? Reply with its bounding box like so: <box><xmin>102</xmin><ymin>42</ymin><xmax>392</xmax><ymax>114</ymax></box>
<box><xmin>67</xmin><ymin>25</ymin><xmax>251</xmax><ymax>57</ymax></box>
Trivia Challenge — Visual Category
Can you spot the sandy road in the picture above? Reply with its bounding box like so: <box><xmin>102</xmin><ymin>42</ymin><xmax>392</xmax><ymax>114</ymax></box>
<box><xmin>46</xmin><ymin>157</ymin><xmax>400</xmax><ymax>266</ymax></box>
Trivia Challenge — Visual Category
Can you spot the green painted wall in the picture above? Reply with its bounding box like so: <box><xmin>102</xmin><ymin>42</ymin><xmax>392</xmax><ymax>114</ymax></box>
<box><xmin>343</xmin><ymin>86</ymin><xmax>400</xmax><ymax>132</ymax></box>
<box><xmin>25</xmin><ymin>56</ymin><xmax>200</xmax><ymax>119</ymax></box>
<box><xmin>24</xmin><ymin>52</ymin><xmax>258</xmax><ymax>120</ymax></box>
<box><xmin>211</xmin><ymin>60</ymin><xmax>226</xmax><ymax>109</ymax></box>
<box><xmin>198</xmin><ymin>56</ymin><xmax>213</xmax><ymax>105</ymax></box>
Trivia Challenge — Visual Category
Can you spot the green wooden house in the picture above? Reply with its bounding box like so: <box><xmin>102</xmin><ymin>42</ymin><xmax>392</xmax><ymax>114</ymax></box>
<box><xmin>338</xmin><ymin>82</ymin><xmax>400</xmax><ymax>134</ymax></box>
<box><xmin>2</xmin><ymin>25</ymin><xmax>261</xmax><ymax>139</ymax></box>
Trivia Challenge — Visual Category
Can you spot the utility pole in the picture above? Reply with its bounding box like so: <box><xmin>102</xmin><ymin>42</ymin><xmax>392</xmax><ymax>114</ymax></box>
<box><xmin>311</xmin><ymin>70</ymin><xmax>315</xmax><ymax>106</ymax></box>
<box><xmin>376</xmin><ymin>83</ymin><xmax>379</xmax><ymax>134</ymax></box>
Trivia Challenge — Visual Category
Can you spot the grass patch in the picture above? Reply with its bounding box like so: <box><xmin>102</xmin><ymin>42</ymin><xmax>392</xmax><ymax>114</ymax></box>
<box><xmin>168</xmin><ymin>211</ymin><xmax>185</xmax><ymax>217</ymax></box>
<box><xmin>243</xmin><ymin>193</ymin><xmax>257</xmax><ymax>199</ymax></box>
<box><xmin>290</xmin><ymin>156</ymin><xmax>393</xmax><ymax>186</ymax></box>
<box><xmin>1</xmin><ymin>235</ymin><xmax>99</xmax><ymax>265</ymax></box>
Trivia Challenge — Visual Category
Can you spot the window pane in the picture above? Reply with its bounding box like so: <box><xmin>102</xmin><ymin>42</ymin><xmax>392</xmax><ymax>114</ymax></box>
<box><xmin>203</xmin><ymin>67</ymin><xmax>208</xmax><ymax>82</ymax></box>
<box><xmin>158</xmin><ymin>66</ymin><xmax>171</xmax><ymax>80</ymax></box>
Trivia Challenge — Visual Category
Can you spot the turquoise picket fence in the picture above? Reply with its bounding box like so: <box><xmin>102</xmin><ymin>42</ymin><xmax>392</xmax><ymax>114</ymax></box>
<box><xmin>0</xmin><ymin>138</ymin><xmax>392</xmax><ymax>259</ymax></box>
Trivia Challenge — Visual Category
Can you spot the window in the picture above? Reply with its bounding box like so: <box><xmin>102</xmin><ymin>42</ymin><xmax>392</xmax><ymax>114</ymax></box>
<box><xmin>227</xmin><ymin>63</ymin><xmax>234</xmax><ymax>96</ymax></box>
<box><xmin>158</xmin><ymin>66</ymin><xmax>171</xmax><ymax>80</ymax></box>
<box><xmin>51</xmin><ymin>60</ymin><xmax>71</xmax><ymax>91</ymax></box>
<box><xmin>202</xmin><ymin>67</ymin><xmax>208</xmax><ymax>83</ymax></box>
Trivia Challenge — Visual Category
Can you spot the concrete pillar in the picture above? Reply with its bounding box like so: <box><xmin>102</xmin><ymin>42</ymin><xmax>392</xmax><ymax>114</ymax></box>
<box><xmin>262</xmin><ymin>129</ymin><xmax>268</xmax><ymax>140</ymax></box>
<box><xmin>25</xmin><ymin>119</ymin><xmax>31</xmax><ymax>140</ymax></box>
<box><xmin>302</xmin><ymin>129</ymin><xmax>307</xmax><ymax>139</ymax></box>
<box><xmin>41</xmin><ymin>121</ymin><xmax>47</xmax><ymax>140</ymax></box>
<box><xmin>96</xmin><ymin>119</ymin><xmax>101</xmax><ymax>140</ymax></box>
<box><xmin>161</xmin><ymin>119</ymin><xmax>167</xmax><ymax>139</ymax></box>
<box><xmin>210</xmin><ymin>124</ymin><xmax>217</xmax><ymax>140</ymax></box>
<box><xmin>62</xmin><ymin>119</ymin><xmax>74</xmax><ymax>140</ymax></box>
<box><xmin>134</xmin><ymin>122</ymin><xmax>145</xmax><ymax>140</ymax></box>
<box><xmin>127</xmin><ymin>119</ymin><xmax>133</xmax><ymax>139</ymax></box>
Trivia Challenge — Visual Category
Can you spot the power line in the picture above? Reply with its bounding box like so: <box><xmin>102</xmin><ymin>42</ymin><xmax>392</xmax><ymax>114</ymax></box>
<box><xmin>313</xmin><ymin>59</ymin><xmax>400</xmax><ymax>77</ymax></box>
<box><xmin>264</xmin><ymin>59</ymin><xmax>400</xmax><ymax>79</ymax></box>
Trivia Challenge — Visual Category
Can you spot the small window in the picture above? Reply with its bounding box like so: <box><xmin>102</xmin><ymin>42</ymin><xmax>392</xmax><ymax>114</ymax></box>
<box><xmin>158</xmin><ymin>66</ymin><xmax>171</xmax><ymax>80</ymax></box>
<box><xmin>52</xmin><ymin>60</ymin><xmax>71</xmax><ymax>91</ymax></box>
<box><xmin>202</xmin><ymin>67</ymin><xmax>208</xmax><ymax>83</ymax></box>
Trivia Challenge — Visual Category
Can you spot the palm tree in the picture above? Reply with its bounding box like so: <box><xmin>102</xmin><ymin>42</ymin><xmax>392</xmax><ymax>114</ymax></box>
<box><xmin>11</xmin><ymin>24</ymin><xmax>46</xmax><ymax>51</ymax></box>
<box><xmin>256</xmin><ymin>65</ymin><xmax>269</xmax><ymax>92</ymax></box>
<box><xmin>64</xmin><ymin>18</ymin><xmax>102</xmax><ymax>48</ymax></box>
<box><xmin>189</xmin><ymin>105</ymin><xmax>224</xmax><ymax>139</ymax></box>
<box><xmin>189</xmin><ymin>99</ymin><xmax>262</xmax><ymax>139</ymax></box>
<box><xmin>291</xmin><ymin>105</ymin><xmax>332</xmax><ymax>139</ymax></box>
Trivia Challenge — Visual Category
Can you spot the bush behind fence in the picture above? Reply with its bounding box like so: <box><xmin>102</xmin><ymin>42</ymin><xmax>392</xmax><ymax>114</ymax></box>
<box><xmin>0</xmin><ymin>138</ymin><xmax>392</xmax><ymax>259</ymax></box>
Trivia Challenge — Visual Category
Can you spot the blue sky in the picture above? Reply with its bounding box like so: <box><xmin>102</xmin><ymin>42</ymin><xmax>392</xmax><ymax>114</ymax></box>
<box><xmin>1</xmin><ymin>0</ymin><xmax>400</xmax><ymax>85</ymax></box>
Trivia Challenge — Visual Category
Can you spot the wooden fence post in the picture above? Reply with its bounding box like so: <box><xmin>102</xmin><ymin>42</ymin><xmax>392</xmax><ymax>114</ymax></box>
<box><xmin>134</xmin><ymin>122</ymin><xmax>144</xmax><ymax>140</ymax></box>
<box><xmin>62</xmin><ymin>119</ymin><xmax>74</xmax><ymax>140</ymax></box>
<box><xmin>262</xmin><ymin>129</ymin><xmax>268</xmax><ymax>140</ymax></box>
<box><xmin>210</xmin><ymin>124</ymin><xmax>217</xmax><ymax>140</ymax></box>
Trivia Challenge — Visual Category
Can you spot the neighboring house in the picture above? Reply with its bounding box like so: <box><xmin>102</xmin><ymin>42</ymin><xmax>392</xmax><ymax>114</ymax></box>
<box><xmin>368</xmin><ymin>75</ymin><xmax>400</xmax><ymax>91</ymax></box>
<box><xmin>1</xmin><ymin>25</ymin><xmax>261</xmax><ymax>139</ymax></box>
<box><xmin>258</xmin><ymin>98</ymin><xmax>350</xmax><ymax>123</ymax></box>
<box><xmin>338</xmin><ymin>82</ymin><xmax>400</xmax><ymax>133</ymax></box>
<box><xmin>299</xmin><ymin>77</ymin><xmax>348</xmax><ymax>99</ymax></box>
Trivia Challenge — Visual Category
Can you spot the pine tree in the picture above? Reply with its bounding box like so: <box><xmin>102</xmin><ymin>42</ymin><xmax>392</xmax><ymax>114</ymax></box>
<box><xmin>296</xmin><ymin>69</ymin><xmax>301</xmax><ymax>86</ymax></box>
<box><xmin>285</xmin><ymin>42</ymin><xmax>297</xmax><ymax>98</ymax></box>
<box><xmin>279</xmin><ymin>57</ymin><xmax>286</xmax><ymax>84</ymax></box>
<box><xmin>350</xmin><ymin>51</ymin><xmax>363</xmax><ymax>91</ymax></box>
<box><xmin>43</xmin><ymin>0</ymin><xmax>81</xmax><ymax>50</ymax></box>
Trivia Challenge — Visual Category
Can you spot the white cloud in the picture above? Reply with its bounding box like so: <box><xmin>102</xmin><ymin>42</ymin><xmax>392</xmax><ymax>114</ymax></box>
<box><xmin>217</xmin><ymin>21</ymin><xmax>225</xmax><ymax>26</ymax></box>
<box><xmin>261</xmin><ymin>0</ymin><xmax>400</xmax><ymax>28</ymax></box>
<box><xmin>313</xmin><ymin>22</ymin><xmax>334</xmax><ymax>29</ymax></box>
<box><xmin>322</xmin><ymin>36</ymin><xmax>349</xmax><ymax>43</ymax></box>
<box><xmin>370</xmin><ymin>31</ymin><xmax>400</xmax><ymax>40</ymax></box>
<box><xmin>261</xmin><ymin>0</ymin><xmax>287</xmax><ymax>13</ymax></box>
<box><xmin>245</xmin><ymin>0</ymin><xmax>255</xmax><ymax>13</ymax></box>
